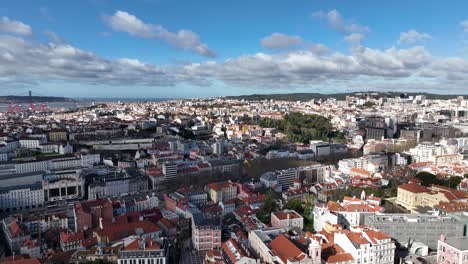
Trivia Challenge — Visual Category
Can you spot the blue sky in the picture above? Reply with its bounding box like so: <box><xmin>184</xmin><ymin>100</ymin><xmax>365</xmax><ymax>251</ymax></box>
<box><xmin>1</xmin><ymin>0</ymin><xmax>468</xmax><ymax>98</ymax></box>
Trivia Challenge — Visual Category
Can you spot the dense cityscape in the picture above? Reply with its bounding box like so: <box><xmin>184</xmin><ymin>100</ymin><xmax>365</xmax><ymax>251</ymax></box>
<box><xmin>2</xmin><ymin>1</ymin><xmax>468</xmax><ymax>263</ymax></box>
<box><xmin>0</xmin><ymin>92</ymin><xmax>467</xmax><ymax>264</ymax></box>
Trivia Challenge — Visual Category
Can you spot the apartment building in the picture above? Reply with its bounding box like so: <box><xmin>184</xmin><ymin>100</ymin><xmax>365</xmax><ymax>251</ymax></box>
<box><xmin>331</xmin><ymin>227</ymin><xmax>395</xmax><ymax>264</ymax></box>
<box><xmin>437</xmin><ymin>235</ymin><xmax>468</xmax><ymax>264</ymax></box>
<box><xmin>118</xmin><ymin>238</ymin><xmax>169</xmax><ymax>264</ymax></box>
<box><xmin>191</xmin><ymin>215</ymin><xmax>222</xmax><ymax>251</ymax></box>
<box><xmin>206</xmin><ymin>181</ymin><xmax>237</xmax><ymax>203</ymax></box>
<box><xmin>396</xmin><ymin>182</ymin><xmax>468</xmax><ymax>211</ymax></box>
<box><xmin>271</xmin><ymin>209</ymin><xmax>304</xmax><ymax>230</ymax></box>
<box><xmin>2</xmin><ymin>216</ymin><xmax>31</xmax><ymax>253</ymax></box>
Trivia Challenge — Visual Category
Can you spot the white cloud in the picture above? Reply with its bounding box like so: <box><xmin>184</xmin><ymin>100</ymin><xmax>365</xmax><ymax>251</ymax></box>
<box><xmin>260</xmin><ymin>33</ymin><xmax>303</xmax><ymax>50</ymax></box>
<box><xmin>104</xmin><ymin>10</ymin><xmax>216</xmax><ymax>57</ymax></box>
<box><xmin>1</xmin><ymin>17</ymin><xmax>468</xmax><ymax>94</ymax></box>
<box><xmin>398</xmin><ymin>30</ymin><xmax>432</xmax><ymax>45</ymax></box>
<box><xmin>181</xmin><ymin>46</ymin><xmax>436</xmax><ymax>89</ymax></box>
<box><xmin>0</xmin><ymin>16</ymin><xmax>32</xmax><ymax>36</ymax></box>
<box><xmin>0</xmin><ymin>35</ymin><xmax>174</xmax><ymax>86</ymax></box>
<box><xmin>345</xmin><ymin>33</ymin><xmax>364</xmax><ymax>45</ymax></box>
<box><xmin>312</xmin><ymin>9</ymin><xmax>369</xmax><ymax>34</ymax></box>
<box><xmin>309</xmin><ymin>43</ymin><xmax>330</xmax><ymax>56</ymax></box>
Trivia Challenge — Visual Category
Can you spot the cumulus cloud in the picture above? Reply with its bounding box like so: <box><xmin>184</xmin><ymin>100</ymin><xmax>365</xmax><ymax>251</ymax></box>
<box><xmin>345</xmin><ymin>33</ymin><xmax>364</xmax><ymax>45</ymax></box>
<box><xmin>260</xmin><ymin>33</ymin><xmax>303</xmax><ymax>50</ymax></box>
<box><xmin>103</xmin><ymin>10</ymin><xmax>216</xmax><ymax>57</ymax></box>
<box><xmin>180</xmin><ymin>45</ymin><xmax>437</xmax><ymax>89</ymax></box>
<box><xmin>312</xmin><ymin>9</ymin><xmax>369</xmax><ymax>34</ymax></box>
<box><xmin>0</xmin><ymin>16</ymin><xmax>32</xmax><ymax>36</ymax></box>
<box><xmin>398</xmin><ymin>30</ymin><xmax>432</xmax><ymax>44</ymax></box>
<box><xmin>309</xmin><ymin>43</ymin><xmax>330</xmax><ymax>56</ymax></box>
<box><xmin>0</xmin><ymin>35</ymin><xmax>174</xmax><ymax>86</ymax></box>
<box><xmin>2</xmin><ymin>17</ymin><xmax>468</xmax><ymax>93</ymax></box>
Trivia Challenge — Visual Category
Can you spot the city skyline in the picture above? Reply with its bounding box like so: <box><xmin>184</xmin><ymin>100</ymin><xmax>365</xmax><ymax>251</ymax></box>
<box><xmin>1</xmin><ymin>1</ymin><xmax>468</xmax><ymax>98</ymax></box>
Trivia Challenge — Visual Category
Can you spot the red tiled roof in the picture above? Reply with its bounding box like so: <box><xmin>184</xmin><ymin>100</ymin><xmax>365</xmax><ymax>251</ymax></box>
<box><xmin>365</xmin><ymin>229</ymin><xmax>390</xmax><ymax>242</ymax></box>
<box><xmin>398</xmin><ymin>183</ymin><xmax>430</xmax><ymax>193</ymax></box>
<box><xmin>0</xmin><ymin>258</ymin><xmax>41</xmax><ymax>264</ymax></box>
<box><xmin>269</xmin><ymin>234</ymin><xmax>306</xmax><ymax>263</ymax></box>
<box><xmin>327</xmin><ymin>252</ymin><xmax>354</xmax><ymax>263</ymax></box>
<box><xmin>347</xmin><ymin>232</ymin><xmax>369</xmax><ymax>245</ymax></box>
<box><xmin>273</xmin><ymin>210</ymin><xmax>302</xmax><ymax>220</ymax></box>
<box><xmin>60</xmin><ymin>231</ymin><xmax>84</xmax><ymax>243</ymax></box>
<box><xmin>124</xmin><ymin>238</ymin><xmax>161</xmax><ymax>251</ymax></box>
<box><xmin>95</xmin><ymin>221</ymin><xmax>160</xmax><ymax>242</ymax></box>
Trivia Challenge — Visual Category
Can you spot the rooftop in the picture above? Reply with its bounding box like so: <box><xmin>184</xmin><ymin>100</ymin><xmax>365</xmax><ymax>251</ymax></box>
<box><xmin>443</xmin><ymin>236</ymin><xmax>468</xmax><ymax>251</ymax></box>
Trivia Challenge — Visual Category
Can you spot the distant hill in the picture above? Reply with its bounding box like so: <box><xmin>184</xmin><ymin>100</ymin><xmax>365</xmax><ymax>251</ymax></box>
<box><xmin>0</xmin><ymin>95</ymin><xmax>71</xmax><ymax>103</ymax></box>
<box><xmin>224</xmin><ymin>92</ymin><xmax>467</xmax><ymax>102</ymax></box>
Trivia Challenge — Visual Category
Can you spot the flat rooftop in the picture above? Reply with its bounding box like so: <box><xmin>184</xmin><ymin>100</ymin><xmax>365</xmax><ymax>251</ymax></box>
<box><xmin>445</xmin><ymin>236</ymin><xmax>468</xmax><ymax>251</ymax></box>
<box><xmin>367</xmin><ymin>214</ymin><xmax>459</xmax><ymax>223</ymax></box>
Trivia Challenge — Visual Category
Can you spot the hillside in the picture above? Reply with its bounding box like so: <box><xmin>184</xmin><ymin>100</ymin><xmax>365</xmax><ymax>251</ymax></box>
<box><xmin>224</xmin><ymin>92</ymin><xmax>467</xmax><ymax>102</ymax></box>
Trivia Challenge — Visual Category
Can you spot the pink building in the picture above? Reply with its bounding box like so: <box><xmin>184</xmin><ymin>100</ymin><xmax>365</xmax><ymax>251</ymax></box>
<box><xmin>271</xmin><ymin>209</ymin><xmax>304</xmax><ymax>230</ymax></box>
<box><xmin>192</xmin><ymin>217</ymin><xmax>221</xmax><ymax>251</ymax></box>
<box><xmin>437</xmin><ymin>235</ymin><xmax>468</xmax><ymax>264</ymax></box>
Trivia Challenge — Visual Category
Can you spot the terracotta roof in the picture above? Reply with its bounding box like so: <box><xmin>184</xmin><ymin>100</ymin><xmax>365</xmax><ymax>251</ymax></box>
<box><xmin>94</xmin><ymin>221</ymin><xmax>160</xmax><ymax>242</ymax></box>
<box><xmin>269</xmin><ymin>234</ymin><xmax>306</xmax><ymax>263</ymax></box>
<box><xmin>398</xmin><ymin>183</ymin><xmax>430</xmax><ymax>193</ymax></box>
<box><xmin>124</xmin><ymin>238</ymin><xmax>161</xmax><ymax>251</ymax></box>
<box><xmin>346</xmin><ymin>232</ymin><xmax>369</xmax><ymax>246</ymax></box>
<box><xmin>435</xmin><ymin>201</ymin><xmax>468</xmax><ymax>212</ymax></box>
<box><xmin>350</xmin><ymin>168</ymin><xmax>372</xmax><ymax>176</ymax></box>
<box><xmin>327</xmin><ymin>252</ymin><xmax>354</xmax><ymax>263</ymax></box>
<box><xmin>206</xmin><ymin>182</ymin><xmax>236</xmax><ymax>191</ymax></box>
<box><xmin>273</xmin><ymin>210</ymin><xmax>303</xmax><ymax>220</ymax></box>
<box><xmin>0</xmin><ymin>258</ymin><xmax>41</xmax><ymax>264</ymax></box>
<box><xmin>222</xmin><ymin>239</ymin><xmax>249</xmax><ymax>263</ymax></box>
<box><xmin>364</xmin><ymin>229</ymin><xmax>391</xmax><ymax>243</ymax></box>
<box><xmin>60</xmin><ymin>231</ymin><xmax>84</xmax><ymax>243</ymax></box>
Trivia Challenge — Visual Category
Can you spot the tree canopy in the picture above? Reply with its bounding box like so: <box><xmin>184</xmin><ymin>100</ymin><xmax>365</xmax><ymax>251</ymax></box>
<box><xmin>259</xmin><ymin>112</ymin><xmax>345</xmax><ymax>144</ymax></box>
<box><xmin>415</xmin><ymin>172</ymin><xmax>463</xmax><ymax>188</ymax></box>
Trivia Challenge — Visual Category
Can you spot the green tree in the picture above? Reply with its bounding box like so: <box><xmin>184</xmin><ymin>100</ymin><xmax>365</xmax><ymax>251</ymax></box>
<box><xmin>415</xmin><ymin>172</ymin><xmax>463</xmax><ymax>188</ymax></box>
<box><xmin>285</xmin><ymin>199</ymin><xmax>304</xmax><ymax>214</ymax></box>
<box><xmin>259</xmin><ymin>112</ymin><xmax>344</xmax><ymax>144</ymax></box>
<box><xmin>256</xmin><ymin>190</ymin><xmax>279</xmax><ymax>223</ymax></box>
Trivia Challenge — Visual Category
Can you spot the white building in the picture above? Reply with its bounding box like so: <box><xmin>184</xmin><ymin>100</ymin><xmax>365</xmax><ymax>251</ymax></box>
<box><xmin>333</xmin><ymin>227</ymin><xmax>395</xmax><ymax>264</ymax></box>
<box><xmin>118</xmin><ymin>238</ymin><xmax>168</xmax><ymax>264</ymax></box>
<box><xmin>271</xmin><ymin>210</ymin><xmax>304</xmax><ymax>230</ymax></box>
<box><xmin>162</xmin><ymin>162</ymin><xmax>177</xmax><ymax>182</ymax></box>
<box><xmin>313</xmin><ymin>204</ymin><xmax>338</xmax><ymax>232</ymax></box>
<box><xmin>338</xmin><ymin>157</ymin><xmax>369</xmax><ymax>175</ymax></box>
<box><xmin>19</xmin><ymin>139</ymin><xmax>45</xmax><ymax>149</ymax></box>
<box><xmin>0</xmin><ymin>183</ymin><xmax>44</xmax><ymax>211</ymax></box>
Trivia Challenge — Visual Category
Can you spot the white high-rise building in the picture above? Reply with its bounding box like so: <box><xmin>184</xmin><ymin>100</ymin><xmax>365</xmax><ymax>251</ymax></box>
<box><xmin>162</xmin><ymin>162</ymin><xmax>177</xmax><ymax>182</ymax></box>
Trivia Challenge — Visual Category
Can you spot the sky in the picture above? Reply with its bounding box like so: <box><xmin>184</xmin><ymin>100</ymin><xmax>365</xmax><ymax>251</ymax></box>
<box><xmin>1</xmin><ymin>0</ymin><xmax>468</xmax><ymax>98</ymax></box>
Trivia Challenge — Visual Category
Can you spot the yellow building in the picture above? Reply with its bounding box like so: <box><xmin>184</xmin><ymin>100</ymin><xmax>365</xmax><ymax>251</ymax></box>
<box><xmin>396</xmin><ymin>182</ymin><xmax>430</xmax><ymax>210</ymax></box>
<box><xmin>397</xmin><ymin>182</ymin><xmax>467</xmax><ymax>211</ymax></box>
<box><xmin>206</xmin><ymin>182</ymin><xmax>237</xmax><ymax>203</ymax></box>
<box><xmin>48</xmin><ymin>129</ymin><xmax>68</xmax><ymax>142</ymax></box>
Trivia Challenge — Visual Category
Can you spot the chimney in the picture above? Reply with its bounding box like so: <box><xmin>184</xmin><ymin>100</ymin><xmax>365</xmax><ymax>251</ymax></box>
<box><xmin>439</xmin><ymin>233</ymin><xmax>446</xmax><ymax>242</ymax></box>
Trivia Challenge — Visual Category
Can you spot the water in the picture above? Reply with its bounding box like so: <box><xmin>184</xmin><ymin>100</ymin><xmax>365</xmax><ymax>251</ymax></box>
<box><xmin>0</xmin><ymin>98</ymin><xmax>170</xmax><ymax>112</ymax></box>
<box><xmin>0</xmin><ymin>102</ymin><xmax>92</xmax><ymax>112</ymax></box>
